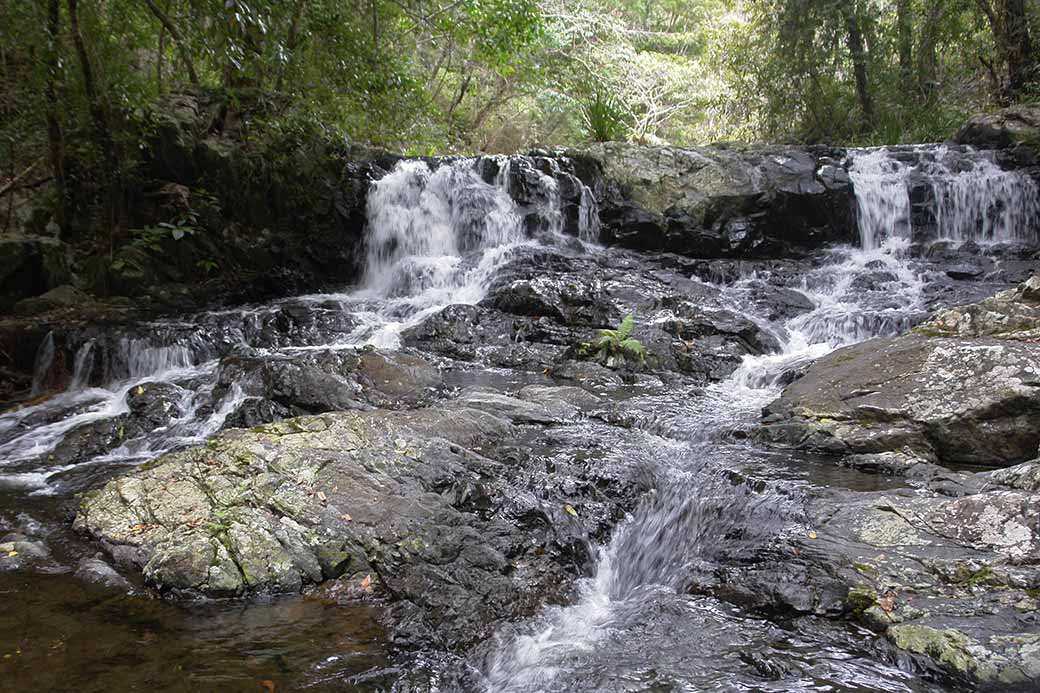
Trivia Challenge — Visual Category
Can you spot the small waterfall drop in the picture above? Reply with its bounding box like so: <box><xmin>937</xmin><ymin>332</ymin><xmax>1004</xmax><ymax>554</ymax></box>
<box><xmin>849</xmin><ymin>146</ymin><xmax>1040</xmax><ymax>249</ymax></box>
<box><xmin>848</xmin><ymin>149</ymin><xmax>913</xmax><ymax>249</ymax></box>
<box><xmin>29</xmin><ymin>332</ymin><xmax>56</xmax><ymax>396</ymax></box>
<box><xmin>363</xmin><ymin>159</ymin><xmax>525</xmax><ymax>300</ymax></box>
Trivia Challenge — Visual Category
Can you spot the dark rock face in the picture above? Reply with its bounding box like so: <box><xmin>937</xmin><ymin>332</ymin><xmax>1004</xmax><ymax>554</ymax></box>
<box><xmin>0</xmin><ymin>236</ymin><xmax>71</xmax><ymax>311</ymax></box>
<box><xmin>953</xmin><ymin>103</ymin><xmax>1040</xmax><ymax>151</ymax></box>
<box><xmin>756</xmin><ymin>276</ymin><xmax>1040</xmax><ymax>467</ymax></box>
<box><xmin>569</xmin><ymin>143</ymin><xmax>856</xmax><ymax>257</ymax></box>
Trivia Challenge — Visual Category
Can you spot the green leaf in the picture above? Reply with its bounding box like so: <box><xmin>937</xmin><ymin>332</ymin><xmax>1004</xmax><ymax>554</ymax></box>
<box><xmin>618</xmin><ymin>314</ymin><xmax>634</xmax><ymax>340</ymax></box>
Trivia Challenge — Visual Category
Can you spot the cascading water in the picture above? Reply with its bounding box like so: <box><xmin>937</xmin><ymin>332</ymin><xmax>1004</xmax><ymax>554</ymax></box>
<box><xmin>1</xmin><ymin>145</ymin><xmax>1036</xmax><ymax>691</ymax></box>
<box><xmin>346</xmin><ymin>159</ymin><xmax>531</xmax><ymax>347</ymax></box>
<box><xmin>481</xmin><ymin>147</ymin><xmax>1037</xmax><ymax>691</ymax></box>
<box><xmin>849</xmin><ymin>145</ymin><xmax>1040</xmax><ymax>249</ymax></box>
<box><xmin>0</xmin><ymin>155</ymin><xmax>584</xmax><ymax>492</ymax></box>
<box><xmin>480</xmin><ymin>238</ymin><xmax>932</xmax><ymax>691</ymax></box>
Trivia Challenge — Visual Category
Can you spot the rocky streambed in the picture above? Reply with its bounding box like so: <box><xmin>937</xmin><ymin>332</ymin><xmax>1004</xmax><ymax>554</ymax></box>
<box><xmin>2</xmin><ymin>119</ymin><xmax>1040</xmax><ymax>691</ymax></box>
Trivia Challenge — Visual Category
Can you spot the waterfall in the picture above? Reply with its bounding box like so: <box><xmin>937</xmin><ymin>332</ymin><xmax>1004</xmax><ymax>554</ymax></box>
<box><xmin>849</xmin><ymin>146</ymin><xmax>1040</xmax><ymax>249</ymax></box>
<box><xmin>352</xmin><ymin>156</ymin><xmax>594</xmax><ymax>347</ymax></box>
<box><xmin>847</xmin><ymin>149</ymin><xmax>913</xmax><ymax>250</ymax></box>
<box><xmin>29</xmin><ymin>332</ymin><xmax>56</xmax><ymax>396</ymax></box>
<box><xmin>363</xmin><ymin>159</ymin><xmax>525</xmax><ymax>300</ymax></box>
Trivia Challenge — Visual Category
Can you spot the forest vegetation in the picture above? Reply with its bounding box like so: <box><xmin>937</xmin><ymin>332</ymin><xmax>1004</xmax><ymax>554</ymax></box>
<box><xmin>0</xmin><ymin>1</ymin><xmax>1036</xmax><ymax>269</ymax></box>
<box><xmin>2</xmin><ymin>1</ymin><xmax>1037</xmax><ymax>158</ymax></box>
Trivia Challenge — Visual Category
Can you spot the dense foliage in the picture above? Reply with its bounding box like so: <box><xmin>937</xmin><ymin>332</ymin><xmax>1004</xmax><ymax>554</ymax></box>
<box><xmin>0</xmin><ymin>0</ymin><xmax>1036</xmax><ymax>171</ymax></box>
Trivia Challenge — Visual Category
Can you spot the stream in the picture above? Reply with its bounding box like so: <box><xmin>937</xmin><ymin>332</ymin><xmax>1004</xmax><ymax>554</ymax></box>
<box><xmin>1</xmin><ymin>145</ymin><xmax>1039</xmax><ymax>691</ymax></box>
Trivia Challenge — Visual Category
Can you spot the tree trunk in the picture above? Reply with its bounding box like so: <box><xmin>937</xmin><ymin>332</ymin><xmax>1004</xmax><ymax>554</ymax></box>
<box><xmin>66</xmin><ymin>0</ymin><xmax>122</xmax><ymax>233</ymax></box>
<box><xmin>1002</xmin><ymin>0</ymin><xmax>1035</xmax><ymax>99</ymax></box>
<box><xmin>916</xmin><ymin>1</ymin><xmax>943</xmax><ymax>99</ymax></box>
<box><xmin>42</xmin><ymin>0</ymin><xmax>66</xmax><ymax>229</ymax></box>
<box><xmin>275</xmin><ymin>0</ymin><xmax>307</xmax><ymax>92</ymax></box>
<box><xmin>142</xmin><ymin>0</ymin><xmax>199</xmax><ymax>86</ymax></box>
<box><xmin>896</xmin><ymin>0</ymin><xmax>913</xmax><ymax>95</ymax></box>
<box><xmin>157</xmin><ymin>15</ymin><xmax>166</xmax><ymax>93</ymax></box>
<box><xmin>841</xmin><ymin>3</ymin><xmax>874</xmax><ymax>128</ymax></box>
<box><xmin>976</xmin><ymin>0</ymin><xmax>1036</xmax><ymax>102</ymax></box>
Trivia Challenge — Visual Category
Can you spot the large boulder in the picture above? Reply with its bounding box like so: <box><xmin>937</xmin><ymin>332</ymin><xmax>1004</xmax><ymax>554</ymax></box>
<box><xmin>756</xmin><ymin>276</ymin><xmax>1040</xmax><ymax>466</ymax></box>
<box><xmin>953</xmin><ymin>103</ymin><xmax>1040</xmax><ymax>151</ymax></box>
<box><xmin>674</xmin><ymin>464</ymin><xmax>1040</xmax><ymax>689</ymax></box>
<box><xmin>75</xmin><ymin>390</ymin><xmax>649</xmax><ymax>649</ymax></box>
<box><xmin>570</xmin><ymin>143</ymin><xmax>856</xmax><ymax>258</ymax></box>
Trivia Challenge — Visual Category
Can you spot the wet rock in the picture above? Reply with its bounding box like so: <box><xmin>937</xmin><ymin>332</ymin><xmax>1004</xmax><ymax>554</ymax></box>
<box><xmin>126</xmin><ymin>381</ymin><xmax>188</xmax><ymax>426</ymax></box>
<box><xmin>945</xmin><ymin>264</ymin><xmax>984</xmax><ymax>280</ymax></box>
<box><xmin>676</xmin><ymin>464</ymin><xmax>1040</xmax><ymax>688</ymax></box>
<box><xmin>924</xmin><ymin>274</ymin><xmax>1040</xmax><ymax>339</ymax></box>
<box><xmin>989</xmin><ymin>459</ymin><xmax>1040</xmax><ymax>492</ymax></box>
<box><xmin>571</xmin><ymin>143</ymin><xmax>856</xmax><ymax>258</ymax></box>
<box><xmin>44</xmin><ymin>382</ymin><xmax>189</xmax><ymax>466</ymax></box>
<box><xmin>75</xmin><ymin>557</ymin><xmax>133</xmax><ymax>591</ymax></box>
<box><xmin>0</xmin><ymin>539</ymin><xmax>52</xmax><ymax>572</ymax></box>
<box><xmin>218</xmin><ymin>348</ymin><xmax>443</xmax><ymax>425</ymax></box>
<box><xmin>75</xmin><ymin>399</ymin><xmax>647</xmax><ymax>649</ymax></box>
<box><xmin>742</xmin><ymin>281</ymin><xmax>815</xmax><ymax>322</ymax></box>
<box><xmin>756</xmin><ymin>277</ymin><xmax>1040</xmax><ymax>467</ymax></box>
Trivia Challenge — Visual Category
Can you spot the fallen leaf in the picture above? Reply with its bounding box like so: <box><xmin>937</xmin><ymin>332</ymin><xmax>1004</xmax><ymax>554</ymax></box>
<box><xmin>879</xmin><ymin>595</ymin><xmax>896</xmax><ymax>612</ymax></box>
<box><xmin>360</xmin><ymin>574</ymin><xmax>373</xmax><ymax>592</ymax></box>
<box><xmin>260</xmin><ymin>680</ymin><xmax>276</xmax><ymax>693</ymax></box>
<box><xmin>135</xmin><ymin>385</ymin><xmax>144</xmax><ymax>396</ymax></box>
<box><xmin>564</xmin><ymin>504</ymin><xmax>578</xmax><ymax>517</ymax></box>
<box><xmin>807</xmin><ymin>530</ymin><xmax>818</xmax><ymax>539</ymax></box>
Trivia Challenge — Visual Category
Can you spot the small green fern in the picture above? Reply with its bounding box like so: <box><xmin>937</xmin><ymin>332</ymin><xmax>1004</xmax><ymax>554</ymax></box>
<box><xmin>581</xmin><ymin>314</ymin><xmax>646</xmax><ymax>368</ymax></box>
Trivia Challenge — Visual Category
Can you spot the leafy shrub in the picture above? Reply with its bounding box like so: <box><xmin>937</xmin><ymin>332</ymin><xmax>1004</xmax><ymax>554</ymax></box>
<box><xmin>581</xmin><ymin>92</ymin><xmax>630</xmax><ymax>142</ymax></box>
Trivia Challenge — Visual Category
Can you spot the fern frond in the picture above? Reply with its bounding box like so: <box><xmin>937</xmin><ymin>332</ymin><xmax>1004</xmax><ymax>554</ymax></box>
<box><xmin>618</xmin><ymin>314</ymin><xmax>634</xmax><ymax>340</ymax></box>
<box><xmin>620</xmin><ymin>338</ymin><xmax>645</xmax><ymax>360</ymax></box>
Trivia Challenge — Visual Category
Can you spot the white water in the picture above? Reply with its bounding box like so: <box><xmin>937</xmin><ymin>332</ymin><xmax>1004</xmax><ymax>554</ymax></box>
<box><xmin>347</xmin><ymin>159</ymin><xmax>533</xmax><ymax>348</ymax></box>
<box><xmin>848</xmin><ymin>146</ymin><xmax>1040</xmax><ymax>249</ymax></box>
<box><xmin>481</xmin><ymin>237</ymin><xmax>929</xmax><ymax>690</ymax></box>
<box><xmin>0</xmin><ymin>156</ymin><xmax>584</xmax><ymax>492</ymax></box>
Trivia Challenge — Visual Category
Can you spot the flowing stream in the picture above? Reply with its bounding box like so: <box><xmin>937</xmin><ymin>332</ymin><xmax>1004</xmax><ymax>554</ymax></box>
<box><xmin>0</xmin><ymin>147</ymin><xmax>1038</xmax><ymax>690</ymax></box>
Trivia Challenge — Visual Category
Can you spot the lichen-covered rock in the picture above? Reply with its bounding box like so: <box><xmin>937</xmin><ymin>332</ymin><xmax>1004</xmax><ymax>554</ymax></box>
<box><xmin>924</xmin><ymin>273</ymin><xmax>1040</xmax><ymax>340</ymax></box>
<box><xmin>756</xmin><ymin>276</ymin><xmax>1040</xmax><ymax>466</ymax></box>
<box><xmin>75</xmin><ymin>392</ymin><xmax>648</xmax><ymax>649</ymax></box>
<box><xmin>674</xmin><ymin>464</ymin><xmax>1040</xmax><ymax>688</ymax></box>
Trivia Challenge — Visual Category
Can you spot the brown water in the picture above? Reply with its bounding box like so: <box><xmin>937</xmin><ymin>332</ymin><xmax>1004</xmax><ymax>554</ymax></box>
<box><xmin>0</xmin><ymin>493</ymin><xmax>391</xmax><ymax>692</ymax></box>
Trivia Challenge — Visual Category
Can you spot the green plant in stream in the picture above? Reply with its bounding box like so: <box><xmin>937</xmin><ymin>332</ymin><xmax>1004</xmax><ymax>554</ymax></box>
<box><xmin>580</xmin><ymin>314</ymin><xmax>645</xmax><ymax>368</ymax></box>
